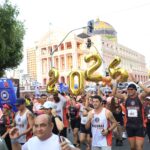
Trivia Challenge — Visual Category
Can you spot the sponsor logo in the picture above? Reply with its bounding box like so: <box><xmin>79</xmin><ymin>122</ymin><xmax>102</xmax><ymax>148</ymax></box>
<box><xmin>131</xmin><ymin>101</ymin><xmax>135</xmax><ymax>106</ymax></box>
<box><xmin>1</xmin><ymin>90</ymin><xmax>9</xmax><ymax>101</ymax></box>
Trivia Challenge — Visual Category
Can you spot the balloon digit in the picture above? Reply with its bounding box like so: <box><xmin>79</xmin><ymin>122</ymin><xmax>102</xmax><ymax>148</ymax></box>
<box><xmin>108</xmin><ymin>56</ymin><xmax>128</xmax><ymax>82</ymax></box>
<box><xmin>69</xmin><ymin>70</ymin><xmax>84</xmax><ymax>95</ymax></box>
<box><xmin>47</xmin><ymin>67</ymin><xmax>59</xmax><ymax>93</ymax></box>
<box><xmin>84</xmin><ymin>53</ymin><xmax>103</xmax><ymax>82</ymax></box>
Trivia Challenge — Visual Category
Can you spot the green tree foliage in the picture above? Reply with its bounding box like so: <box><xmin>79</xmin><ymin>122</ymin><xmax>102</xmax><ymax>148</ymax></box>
<box><xmin>0</xmin><ymin>0</ymin><xmax>25</xmax><ymax>77</ymax></box>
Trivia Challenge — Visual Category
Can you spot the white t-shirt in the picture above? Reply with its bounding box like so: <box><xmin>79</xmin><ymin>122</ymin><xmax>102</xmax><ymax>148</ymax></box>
<box><xmin>22</xmin><ymin>134</ymin><xmax>61</xmax><ymax>150</ymax></box>
<box><xmin>54</xmin><ymin>94</ymin><xmax>66</xmax><ymax>120</ymax></box>
<box><xmin>22</xmin><ymin>134</ymin><xmax>74</xmax><ymax>150</ymax></box>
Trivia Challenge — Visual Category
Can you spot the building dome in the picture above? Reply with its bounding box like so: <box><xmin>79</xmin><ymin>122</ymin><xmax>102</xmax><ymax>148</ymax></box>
<box><xmin>94</xmin><ymin>19</ymin><xmax>117</xmax><ymax>36</ymax></box>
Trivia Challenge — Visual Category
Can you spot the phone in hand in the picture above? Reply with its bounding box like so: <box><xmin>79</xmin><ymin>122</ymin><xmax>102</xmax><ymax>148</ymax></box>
<box><xmin>59</xmin><ymin>136</ymin><xmax>65</xmax><ymax>143</ymax></box>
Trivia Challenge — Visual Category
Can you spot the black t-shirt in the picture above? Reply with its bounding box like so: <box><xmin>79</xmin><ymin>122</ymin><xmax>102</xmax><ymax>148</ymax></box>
<box><xmin>125</xmin><ymin>96</ymin><xmax>143</xmax><ymax>128</ymax></box>
<box><xmin>68</xmin><ymin>106</ymin><xmax>78</xmax><ymax>120</ymax></box>
<box><xmin>113</xmin><ymin>111</ymin><xmax>124</xmax><ymax>126</ymax></box>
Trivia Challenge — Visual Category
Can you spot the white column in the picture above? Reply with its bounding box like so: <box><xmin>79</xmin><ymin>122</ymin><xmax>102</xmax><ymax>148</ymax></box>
<box><xmin>47</xmin><ymin>57</ymin><xmax>50</xmax><ymax>72</ymax></box>
<box><xmin>58</xmin><ymin>56</ymin><xmax>61</xmax><ymax>70</ymax></box>
<box><xmin>51</xmin><ymin>55</ymin><xmax>55</xmax><ymax>68</ymax></box>
<box><xmin>72</xmin><ymin>52</ymin><xmax>78</xmax><ymax>69</ymax></box>
<box><xmin>64</xmin><ymin>54</ymin><xmax>67</xmax><ymax>70</ymax></box>
<box><xmin>72</xmin><ymin>40</ymin><xmax>78</xmax><ymax>69</ymax></box>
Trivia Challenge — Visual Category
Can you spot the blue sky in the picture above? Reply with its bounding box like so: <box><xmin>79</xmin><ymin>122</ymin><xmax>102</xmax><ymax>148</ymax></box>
<box><xmin>9</xmin><ymin>0</ymin><xmax>150</xmax><ymax>70</ymax></box>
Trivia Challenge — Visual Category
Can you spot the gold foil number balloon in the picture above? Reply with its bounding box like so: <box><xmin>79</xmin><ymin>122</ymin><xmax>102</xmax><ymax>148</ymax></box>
<box><xmin>47</xmin><ymin>67</ymin><xmax>59</xmax><ymax>93</ymax></box>
<box><xmin>84</xmin><ymin>53</ymin><xmax>103</xmax><ymax>82</ymax></box>
<box><xmin>108</xmin><ymin>56</ymin><xmax>128</xmax><ymax>82</ymax></box>
<box><xmin>69</xmin><ymin>70</ymin><xmax>84</xmax><ymax>95</ymax></box>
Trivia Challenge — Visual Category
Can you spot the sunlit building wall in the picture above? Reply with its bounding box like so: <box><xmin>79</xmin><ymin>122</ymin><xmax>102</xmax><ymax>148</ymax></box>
<box><xmin>27</xmin><ymin>20</ymin><xmax>148</xmax><ymax>86</ymax></box>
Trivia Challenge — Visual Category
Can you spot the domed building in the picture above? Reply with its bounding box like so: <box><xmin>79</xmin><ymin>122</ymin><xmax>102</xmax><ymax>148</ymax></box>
<box><xmin>79</xmin><ymin>19</ymin><xmax>117</xmax><ymax>42</ymax></box>
<box><xmin>93</xmin><ymin>19</ymin><xmax>117</xmax><ymax>36</ymax></box>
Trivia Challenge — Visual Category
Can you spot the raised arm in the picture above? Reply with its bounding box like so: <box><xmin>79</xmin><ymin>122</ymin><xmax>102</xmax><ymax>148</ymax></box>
<box><xmin>129</xmin><ymin>73</ymin><xmax>150</xmax><ymax>99</ymax></box>
<box><xmin>85</xmin><ymin>110</ymin><xmax>94</xmax><ymax>129</ymax></box>
<box><xmin>51</xmin><ymin>109</ymin><xmax>64</xmax><ymax>132</ymax></box>
<box><xmin>97</xmin><ymin>84</ymin><xmax>103</xmax><ymax>96</ymax></box>
<box><xmin>111</xmin><ymin>76</ymin><xmax>126</xmax><ymax>101</ymax></box>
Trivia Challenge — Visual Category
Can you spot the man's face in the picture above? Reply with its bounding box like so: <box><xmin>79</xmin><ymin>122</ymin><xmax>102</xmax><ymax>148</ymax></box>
<box><xmin>70</xmin><ymin>98</ymin><xmax>76</xmax><ymax>105</ymax></box>
<box><xmin>53</xmin><ymin>95</ymin><xmax>60</xmax><ymax>103</ymax></box>
<box><xmin>41</xmin><ymin>96</ymin><xmax>47</xmax><ymax>102</ymax></box>
<box><xmin>93</xmin><ymin>98</ymin><xmax>102</xmax><ymax>109</ymax></box>
<box><xmin>3</xmin><ymin>108</ymin><xmax>9</xmax><ymax>114</ymax></box>
<box><xmin>34</xmin><ymin>117</ymin><xmax>52</xmax><ymax>140</ymax></box>
<box><xmin>44</xmin><ymin>108</ymin><xmax>52</xmax><ymax>115</ymax></box>
<box><xmin>127</xmin><ymin>88</ymin><xmax>136</xmax><ymax>97</ymax></box>
<box><xmin>48</xmin><ymin>95</ymin><xmax>54</xmax><ymax>101</ymax></box>
<box><xmin>16</xmin><ymin>103</ymin><xmax>25</xmax><ymax>111</ymax></box>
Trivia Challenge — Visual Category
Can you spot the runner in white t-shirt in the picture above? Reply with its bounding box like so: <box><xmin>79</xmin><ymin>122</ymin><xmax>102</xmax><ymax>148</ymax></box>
<box><xmin>14</xmin><ymin>98</ymin><xmax>34</xmax><ymax>145</ymax></box>
<box><xmin>86</xmin><ymin>95</ymin><xmax>117</xmax><ymax>150</ymax></box>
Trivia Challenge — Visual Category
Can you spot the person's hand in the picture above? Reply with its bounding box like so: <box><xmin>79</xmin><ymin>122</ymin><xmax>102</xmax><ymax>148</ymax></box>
<box><xmin>117</xmin><ymin>122</ymin><xmax>120</xmax><ymax>126</ymax></box>
<box><xmin>128</xmin><ymin>73</ymin><xmax>137</xmax><ymax>83</ymax></box>
<box><xmin>101</xmin><ymin>129</ymin><xmax>109</xmax><ymax>136</ymax></box>
<box><xmin>9</xmin><ymin>127</ymin><xmax>20</xmax><ymax>139</ymax></box>
<box><xmin>51</xmin><ymin>109</ymin><xmax>57</xmax><ymax>117</ymax></box>
<box><xmin>60</xmin><ymin>141</ymin><xmax>71</xmax><ymax>150</ymax></box>
<box><xmin>116</xmin><ymin>75</ymin><xmax>122</xmax><ymax>83</ymax></box>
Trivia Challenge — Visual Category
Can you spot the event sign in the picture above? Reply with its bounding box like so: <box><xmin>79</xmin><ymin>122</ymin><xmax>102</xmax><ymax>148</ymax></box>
<box><xmin>0</xmin><ymin>78</ymin><xmax>17</xmax><ymax>111</ymax></box>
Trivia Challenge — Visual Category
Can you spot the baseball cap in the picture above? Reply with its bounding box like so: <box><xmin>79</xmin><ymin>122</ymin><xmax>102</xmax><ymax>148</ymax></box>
<box><xmin>127</xmin><ymin>83</ymin><xmax>137</xmax><ymax>91</ymax></box>
<box><xmin>14</xmin><ymin>98</ymin><xmax>25</xmax><ymax>106</ymax></box>
<box><xmin>145</xmin><ymin>96</ymin><xmax>150</xmax><ymax>101</ymax></box>
<box><xmin>42</xmin><ymin>101</ymin><xmax>56</xmax><ymax>109</ymax></box>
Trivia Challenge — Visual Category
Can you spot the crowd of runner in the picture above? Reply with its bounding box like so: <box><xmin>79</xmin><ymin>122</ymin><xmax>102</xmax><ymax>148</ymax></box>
<box><xmin>0</xmin><ymin>74</ymin><xmax>150</xmax><ymax>150</ymax></box>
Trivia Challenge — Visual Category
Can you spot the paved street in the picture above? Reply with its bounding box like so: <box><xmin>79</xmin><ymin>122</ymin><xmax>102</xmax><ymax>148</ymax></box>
<box><xmin>112</xmin><ymin>137</ymin><xmax>149</xmax><ymax>150</ymax></box>
<box><xmin>68</xmin><ymin>130</ymin><xmax>150</xmax><ymax>150</ymax></box>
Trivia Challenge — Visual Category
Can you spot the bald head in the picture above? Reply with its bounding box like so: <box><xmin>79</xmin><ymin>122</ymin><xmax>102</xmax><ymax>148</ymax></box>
<box><xmin>34</xmin><ymin>114</ymin><xmax>52</xmax><ymax>125</ymax></box>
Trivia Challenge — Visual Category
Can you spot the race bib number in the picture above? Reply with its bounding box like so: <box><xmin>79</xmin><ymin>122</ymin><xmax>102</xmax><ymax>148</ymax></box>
<box><xmin>128</xmin><ymin>109</ymin><xmax>137</xmax><ymax>117</ymax></box>
<box><xmin>148</xmin><ymin>114</ymin><xmax>150</xmax><ymax>119</ymax></box>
